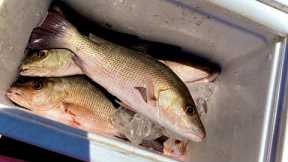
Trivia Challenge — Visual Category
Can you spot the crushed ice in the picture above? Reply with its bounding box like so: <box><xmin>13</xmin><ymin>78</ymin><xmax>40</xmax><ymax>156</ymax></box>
<box><xmin>111</xmin><ymin>107</ymin><xmax>162</xmax><ymax>145</ymax></box>
<box><xmin>188</xmin><ymin>82</ymin><xmax>216</xmax><ymax>115</ymax></box>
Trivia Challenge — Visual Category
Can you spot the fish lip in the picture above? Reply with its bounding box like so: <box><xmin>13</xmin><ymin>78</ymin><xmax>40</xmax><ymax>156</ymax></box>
<box><xmin>6</xmin><ymin>89</ymin><xmax>31</xmax><ymax>111</ymax></box>
<box><xmin>19</xmin><ymin>67</ymin><xmax>31</xmax><ymax>76</ymax></box>
<box><xmin>19</xmin><ymin>67</ymin><xmax>49</xmax><ymax>77</ymax></box>
<box><xmin>180</xmin><ymin>129</ymin><xmax>206</xmax><ymax>142</ymax></box>
<box><xmin>6</xmin><ymin>88</ymin><xmax>22</xmax><ymax>96</ymax></box>
<box><xmin>6</xmin><ymin>89</ymin><xmax>18</xmax><ymax>102</ymax></box>
<box><xmin>6</xmin><ymin>89</ymin><xmax>13</xmax><ymax>94</ymax></box>
<box><xmin>19</xmin><ymin>67</ymin><xmax>27</xmax><ymax>73</ymax></box>
<box><xmin>19</xmin><ymin>68</ymin><xmax>26</xmax><ymax>72</ymax></box>
<box><xmin>19</xmin><ymin>68</ymin><xmax>37</xmax><ymax>76</ymax></box>
<box><xmin>168</xmin><ymin>126</ymin><xmax>205</xmax><ymax>142</ymax></box>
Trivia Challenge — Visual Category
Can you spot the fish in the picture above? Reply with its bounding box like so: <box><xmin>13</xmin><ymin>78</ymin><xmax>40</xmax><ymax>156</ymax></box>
<box><xmin>20</xmin><ymin>48</ymin><xmax>217</xmax><ymax>84</ymax></box>
<box><xmin>20</xmin><ymin>49</ymin><xmax>82</xmax><ymax>77</ymax></box>
<box><xmin>88</xmin><ymin>33</ymin><xmax>219</xmax><ymax>84</ymax></box>
<box><xmin>6</xmin><ymin>76</ymin><xmax>120</xmax><ymax>137</ymax></box>
<box><xmin>163</xmin><ymin>138</ymin><xmax>189</xmax><ymax>161</ymax></box>
<box><xmin>28</xmin><ymin>12</ymin><xmax>206</xmax><ymax>141</ymax></box>
<box><xmin>6</xmin><ymin>76</ymin><xmax>188</xmax><ymax>158</ymax></box>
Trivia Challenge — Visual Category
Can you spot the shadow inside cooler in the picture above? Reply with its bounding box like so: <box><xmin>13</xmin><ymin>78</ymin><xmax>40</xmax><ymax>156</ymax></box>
<box><xmin>0</xmin><ymin>0</ymin><xmax>278</xmax><ymax>162</ymax></box>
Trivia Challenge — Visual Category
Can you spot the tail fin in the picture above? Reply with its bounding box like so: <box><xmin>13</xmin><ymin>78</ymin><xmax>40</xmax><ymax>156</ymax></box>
<box><xmin>29</xmin><ymin>12</ymin><xmax>77</xmax><ymax>50</ymax></box>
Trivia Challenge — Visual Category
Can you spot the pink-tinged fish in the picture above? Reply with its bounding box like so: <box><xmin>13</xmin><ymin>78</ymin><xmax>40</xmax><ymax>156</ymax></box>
<box><xmin>6</xmin><ymin>76</ymin><xmax>188</xmax><ymax>159</ymax></box>
<box><xmin>6</xmin><ymin>76</ymin><xmax>120</xmax><ymax>137</ymax></box>
<box><xmin>28</xmin><ymin>12</ymin><xmax>205</xmax><ymax>142</ymax></box>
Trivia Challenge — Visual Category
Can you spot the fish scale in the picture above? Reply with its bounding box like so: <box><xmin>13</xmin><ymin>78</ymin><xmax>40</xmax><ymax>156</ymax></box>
<box><xmin>20</xmin><ymin>48</ymin><xmax>216</xmax><ymax>85</ymax></box>
<box><xmin>68</xmin><ymin>31</ymin><xmax>205</xmax><ymax>141</ymax></box>
<box><xmin>28</xmin><ymin>12</ymin><xmax>206</xmax><ymax>141</ymax></box>
<box><xmin>6</xmin><ymin>76</ymin><xmax>191</xmax><ymax>159</ymax></box>
<box><xmin>63</xmin><ymin>77</ymin><xmax>117</xmax><ymax>125</ymax></box>
<box><xmin>6</xmin><ymin>76</ymin><xmax>119</xmax><ymax>136</ymax></box>
<box><xmin>71</xmin><ymin>36</ymin><xmax>184</xmax><ymax>91</ymax></box>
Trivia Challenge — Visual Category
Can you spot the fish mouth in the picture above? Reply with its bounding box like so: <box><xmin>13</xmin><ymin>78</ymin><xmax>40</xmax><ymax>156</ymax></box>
<box><xmin>171</xmin><ymin>126</ymin><xmax>205</xmax><ymax>142</ymax></box>
<box><xmin>6</xmin><ymin>88</ymin><xmax>22</xmax><ymax>97</ymax></box>
<box><xmin>6</xmin><ymin>88</ymin><xmax>30</xmax><ymax>110</ymax></box>
<box><xmin>19</xmin><ymin>67</ymin><xmax>46</xmax><ymax>76</ymax></box>
<box><xmin>165</xmin><ymin>123</ymin><xmax>205</xmax><ymax>142</ymax></box>
<box><xmin>181</xmin><ymin>129</ymin><xmax>206</xmax><ymax>142</ymax></box>
<box><xmin>19</xmin><ymin>67</ymin><xmax>32</xmax><ymax>75</ymax></box>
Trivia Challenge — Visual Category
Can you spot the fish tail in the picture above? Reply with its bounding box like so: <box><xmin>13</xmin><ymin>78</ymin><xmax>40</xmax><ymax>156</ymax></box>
<box><xmin>29</xmin><ymin>12</ymin><xmax>77</xmax><ymax>50</ymax></box>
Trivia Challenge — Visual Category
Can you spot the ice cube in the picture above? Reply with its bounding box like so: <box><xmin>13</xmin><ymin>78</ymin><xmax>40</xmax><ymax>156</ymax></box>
<box><xmin>189</xmin><ymin>82</ymin><xmax>216</xmax><ymax>99</ymax></box>
<box><xmin>188</xmin><ymin>82</ymin><xmax>216</xmax><ymax>115</ymax></box>
<box><xmin>111</xmin><ymin>108</ymin><xmax>162</xmax><ymax>145</ymax></box>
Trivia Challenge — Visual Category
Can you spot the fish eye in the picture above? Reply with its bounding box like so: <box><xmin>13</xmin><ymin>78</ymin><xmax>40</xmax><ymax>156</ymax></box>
<box><xmin>37</xmin><ymin>50</ymin><xmax>47</xmax><ymax>58</ymax></box>
<box><xmin>32</xmin><ymin>80</ymin><xmax>43</xmax><ymax>90</ymax></box>
<box><xmin>175</xmin><ymin>140</ymin><xmax>181</xmax><ymax>144</ymax></box>
<box><xmin>186</xmin><ymin>104</ymin><xmax>196</xmax><ymax>116</ymax></box>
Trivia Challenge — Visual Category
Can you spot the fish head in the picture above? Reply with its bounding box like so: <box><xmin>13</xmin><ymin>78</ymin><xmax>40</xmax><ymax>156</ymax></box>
<box><xmin>19</xmin><ymin>49</ymin><xmax>72</xmax><ymax>76</ymax></box>
<box><xmin>6</xmin><ymin>78</ymin><xmax>65</xmax><ymax>111</ymax></box>
<box><xmin>158</xmin><ymin>89</ymin><xmax>205</xmax><ymax>142</ymax></box>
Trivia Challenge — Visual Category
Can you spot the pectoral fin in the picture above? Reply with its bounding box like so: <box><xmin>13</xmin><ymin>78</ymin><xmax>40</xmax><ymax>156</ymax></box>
<box><xmin>135</xmin><ymin>85</ymin><xmax>156</xmax><ymax>106</ymax></box>
<box><xmin>135</xmin><ymin>87</ymin><xmax>148</xmax><ymax>102</ymax></box>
